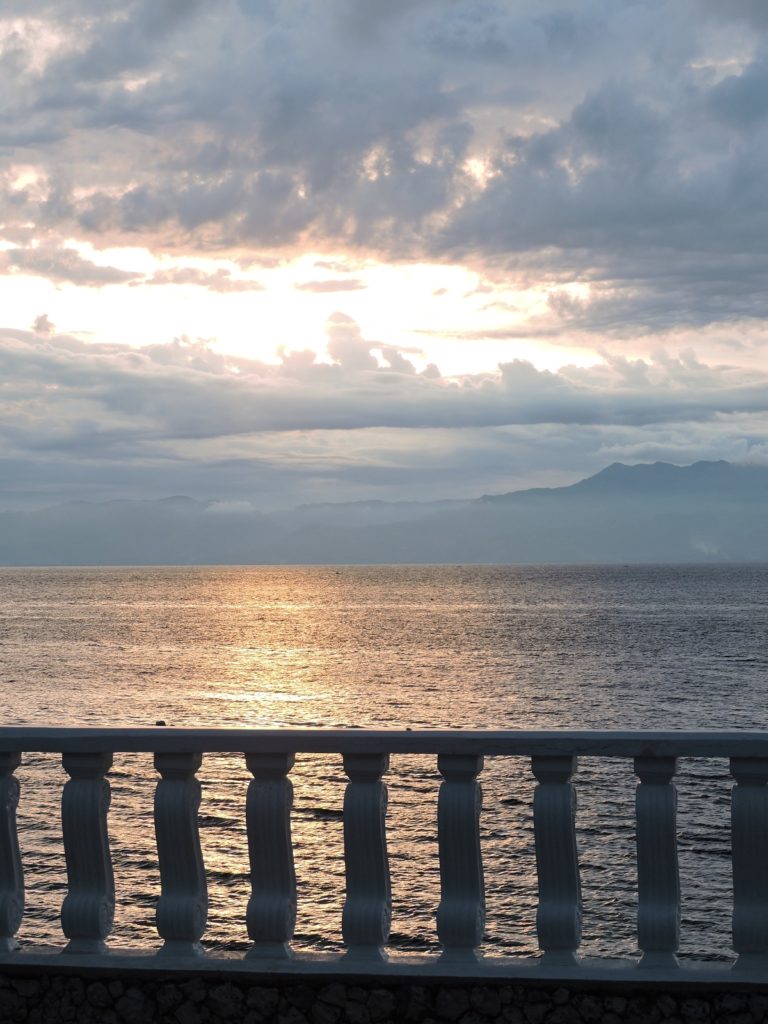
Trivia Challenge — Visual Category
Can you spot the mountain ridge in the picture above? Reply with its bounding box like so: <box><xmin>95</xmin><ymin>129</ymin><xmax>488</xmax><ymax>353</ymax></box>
<box><xmin>481</xmin><ymin>459</ymin><xmax>768</xmax><ymax>503</ymax></box>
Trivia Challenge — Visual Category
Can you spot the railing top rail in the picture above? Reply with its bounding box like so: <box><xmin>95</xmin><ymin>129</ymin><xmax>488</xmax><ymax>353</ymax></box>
<box><xmin>1</xmin><ymin>726</ymin><xmax>767</xmax><ymax>757</ymax></box>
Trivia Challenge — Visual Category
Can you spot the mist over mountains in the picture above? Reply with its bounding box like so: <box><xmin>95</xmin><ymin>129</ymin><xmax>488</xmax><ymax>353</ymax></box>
<box><xmin>1</xmin><ymin>461</ymin><xmax>767</xmax><ymax>566</ymax></box>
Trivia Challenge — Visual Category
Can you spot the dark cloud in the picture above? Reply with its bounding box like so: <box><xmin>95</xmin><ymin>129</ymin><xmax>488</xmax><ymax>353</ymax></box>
<box><xmin>699</xmin><ymin>0</ymin><xmax>768</xmax><ymax>29</ymax></box>
<box><xmin>709</xmin><ymin>55</ymin><xmax>768</xmax><ymax>126</ymax></box>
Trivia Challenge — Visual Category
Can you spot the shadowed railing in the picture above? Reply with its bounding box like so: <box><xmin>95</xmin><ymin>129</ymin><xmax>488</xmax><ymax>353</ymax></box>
<box><xmin>0</xmin><ymin>727</ymin><xmax>767</xmax><ymax>981</ymax></box>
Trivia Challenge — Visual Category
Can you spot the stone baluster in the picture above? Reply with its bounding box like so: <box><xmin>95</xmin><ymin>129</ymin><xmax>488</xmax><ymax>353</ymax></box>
<box><xmin>0</xmin><ymin>752</ymin><xmax>24</xmax><ymax>952</ymax></box>
<box><xmin>245</xmin><ymin>752</ymin><xmax>296</xmax><ymax>958</ymax></box>
<box><xmin>154</xmin><ymin>752</ymin><xmax>208</xmax><ymax>956</ymax></box>
<box><xmin>730</xmin><ymin>757</ymin><xmax>768</xmax><ymax>968</ymax></box>
<box><xmin>436</xmin><ymin>754</ymin><xmax>485</xmax><ymax>960</ymax></box>
<box><xmin>634</xmin><ymin>756</ymin><xmax>680</xmax><ymax>967</ymax></box>
<box><xmin>60</xmin><ymin>752</ymin><xmax>115</xmax><ymax>954</ymax></box>
<box><xmin>532</xmin><ymin>755</ymin><xmax>581</xmax><ymax>964</ymax></box>
<box><xmin>341</xmin><ymin>752</ymin><xmax>391</xmax><ymax>961</ymax></box>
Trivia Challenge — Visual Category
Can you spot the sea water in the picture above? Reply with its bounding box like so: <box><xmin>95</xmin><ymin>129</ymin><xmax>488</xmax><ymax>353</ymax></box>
<box><xmin>1</xmin><ymin>564</ymin><xmax>767</xmax><ymax>958</ymax></box>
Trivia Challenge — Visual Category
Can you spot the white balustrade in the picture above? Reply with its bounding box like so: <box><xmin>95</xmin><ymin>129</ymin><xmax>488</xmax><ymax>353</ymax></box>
<box><xmin>531</xmin><ymin>755</ymin><xmax>581</xmax><ymax>965</ymax></box>
<box><xmin>436</xmin><ymin>753</ymin><xmax>485</xmax><ymax>959</ymax></box>
<box><xmin>154</xmin><ymin>751</ymin><xmax>208</xmax><ymax>956</ymax></box>
<box><xmin>61</xmin><ymin>752</ymin><xmax>114</xmax><ymax>954</ymax></box>
<box><xmin>730</xmin><ymin>757</ymin><xmax>768</xmax><ymax>969</ymax></box>
<box><xmin>634</xmin><ymin>756</ymin><xmax>679</xmax><ymax>967</ymax></box>
<box><xmin>0</xmin><ymin>727</ymin><xmax>768</xmax><ymax>980</ymax></box>
<box><xmin>246</xmin><ymin>752</ymin><xmax>296</xmax><ymax>959</ymax></box>
<box><xmin>341</xmin><ymin>752</ymin><xmax>391</xmax><ymax>961</ymax></box>
<box><xmin>0</xmin><ymin>752</ymin><xmax>23</xmax><ymax>952</ymax></box>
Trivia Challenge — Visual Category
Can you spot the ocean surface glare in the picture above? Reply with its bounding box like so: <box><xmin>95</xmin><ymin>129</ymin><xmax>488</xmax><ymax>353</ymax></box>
<box><xmin>1</xmin><ymin>563</ymin><xmax>766</xmax><ymax>960</ymax></box>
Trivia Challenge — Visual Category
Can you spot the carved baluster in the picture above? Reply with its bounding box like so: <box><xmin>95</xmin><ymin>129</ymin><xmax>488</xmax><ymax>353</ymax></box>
<box><xmin>60</xmin><ymin>752</ymin><xmax>114</xmax><ymax>954</ymax></box>
<box><xmin>341</xmin><ymin>752</ymin><xmax>390</xmax><ymax>961</ymax></box>
<box><xmin>154</xmin><ymin>752</ymin><xmax>207</xmax><ymax>956</ymax></box>
<box><xmin>0</xmin><ymin>752</ymin><xmax>24</xmax><ymax>952</ymax></box>
<box><xmin>245</xmin><ymin>752</ymin><xmax>296</xmax><ymax>958</ymax></box>
<box><xmin>436</xmin><ymin>754</ymin><xmax>485</xmax><ymax>960</ymax></box>
<box><xmin>634</xmin><ymin>756</ymin><xmax>680</xmax><ymax>967</ymax></box>
<box><xmin>730</xmin><ymin>757</ymin><xmax>768</xmax><ymax>968</ymax></box>
<box><xmin>532</xmin><ymin>755</ymin><xmax>581</xmax><ymax>964</ymax></box>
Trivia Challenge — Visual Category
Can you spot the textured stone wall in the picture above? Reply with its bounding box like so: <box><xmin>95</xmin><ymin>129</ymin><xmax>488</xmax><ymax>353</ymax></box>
<box><xmin>1</xmin><ymin>972</ymin><xmax>766</xmax><ymax>1024</ymax></box>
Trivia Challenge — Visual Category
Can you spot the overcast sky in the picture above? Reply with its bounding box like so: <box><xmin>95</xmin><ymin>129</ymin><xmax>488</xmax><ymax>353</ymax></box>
<box><xmin>2</xmin><ymin>0</ymin><xmax>768</xmax><ymax>509</ymax></box>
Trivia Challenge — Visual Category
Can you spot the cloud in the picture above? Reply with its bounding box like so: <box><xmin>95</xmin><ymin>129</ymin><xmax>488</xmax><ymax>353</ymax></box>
<box><xmin>378</xmin><ymin>346</ymin><xmax>417</xmax><ymax>374</ymax></box>
<box><xmin>139</xmin><ymin>266</ymin><xmax>264</xmax><ymax>292</ymax></box>
<box><xmin>295</xmin><ymin>278</ymin><xmax>366</xmax><ymax>293</ymax></box>
<box><xmin>1</xmin><ymin>246</ymin><xmax>141</xmax><ymax>287</ymax></box>
<box><xmin>1</xmin><ymin>0</ymin><xmax>768</xmax><ymax>514</ymax></box>
<box><xmin>1</xmin><ymin>309</ymin><xmax>767</xmax><ymax>509</ymax></box>
<box><xmin>32</xmin><ymin>313</ymin><xmax>55</xmax><ymax>336</ymax></box>
<box><xmin>1</xmin><ymin>0</ymin><xmax>765</xmax><ymax>336</ymax></box>
<box><xmin>324</xmin><ymin>312</ymin><xmax>378</xmax><ymax>371</ymax></box>
<box><xmin>0</xmin><ymin>244</ymin><xmax>264</xmax><ymax>293</ymax></box>
<box><xmin>1</xmin><ymin>314</ymin><xmax>768</xmax><ymax>446</ymax></box>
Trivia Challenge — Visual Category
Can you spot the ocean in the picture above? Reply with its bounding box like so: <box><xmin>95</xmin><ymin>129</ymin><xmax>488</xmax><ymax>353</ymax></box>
<box><xmin>1</xmin><ymin>563</ymin><xmax>767</xmax><ymax>959</ymax></box>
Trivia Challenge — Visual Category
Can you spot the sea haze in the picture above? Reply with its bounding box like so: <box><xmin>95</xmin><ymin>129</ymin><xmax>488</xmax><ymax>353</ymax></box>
<box><xmin>2</xmin><ymin>460</ymin><xmax>768</xmax><ymax>565</ymax></box>
<box><xmin>2</xmin><ymin>563</ymin><xmax>766</xmax><ymax>960</ymax></box>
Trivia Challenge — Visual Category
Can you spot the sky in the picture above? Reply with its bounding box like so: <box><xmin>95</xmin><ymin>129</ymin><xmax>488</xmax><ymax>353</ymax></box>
<box><xmin>2</xmin><ymin>0</ymin><xmax>768</xmax><ymax>510</ymax></box>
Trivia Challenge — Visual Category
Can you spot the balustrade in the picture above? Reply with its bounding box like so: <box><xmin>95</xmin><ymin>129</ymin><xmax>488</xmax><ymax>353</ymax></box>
<box><xmin>246</xmin><ymin>752</ymin><xmax>297</xmax><ymax>959</ymax></box>
<box><xmin>341</xmin><ymin>752</ymin><xmax>391</xmax><ymax>961</ymax></box>
<box><xmin>436</xmin><ymin>753</ymin><xmax>485</xmax><ymax>959</ymax></box>
<box><xmin>154</xmin><ymin>751</ymin><xmax>207</xmax><ymax>956</ymax></box>
<box><xmin>531</xmin><ymin>755</ymin><xmax>581</xmax><ymax>965</ymax></box>
<box><xmin>730</xmin><ymin>757</ymin><xmax>768</xmax><ymax>968</ymax></box>
<box><xmin>0</xmin><ymin>752</ymin><xmax>23</xmax><ymax>953</ymax></box>
<box><xmin>61</xmin><ymin>751</ymin><xmax>114</xmax><ymax>954</ymax></box>
<box><xmin>0</xmin><ymin>727</ymin><xmax>765</xmax><ymax>980</ymax></box>
<box><xmin>634</xmin><ymin>756</ymin><xmax>679</xmax><ymax>967</ymax></box>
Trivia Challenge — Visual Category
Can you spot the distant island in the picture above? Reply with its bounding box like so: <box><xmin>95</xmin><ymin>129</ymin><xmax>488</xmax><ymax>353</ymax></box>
<box><xmin>2</xmin><ymin>460</ymin><xmax>767</xmax><ymax>565</ymax></box>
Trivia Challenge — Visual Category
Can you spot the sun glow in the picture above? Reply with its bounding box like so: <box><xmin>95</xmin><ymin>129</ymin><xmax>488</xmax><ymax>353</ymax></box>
<box><xmin>0</xmin><ymin>238</ymin><xmax>596</xmax><ymax>376</ymax></box>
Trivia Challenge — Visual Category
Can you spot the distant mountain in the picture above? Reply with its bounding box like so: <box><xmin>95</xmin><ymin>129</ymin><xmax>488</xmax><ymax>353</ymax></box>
<box><xmin>1</xmin><ymin>460</ymin><xmax>767</xmax><ymax>565</ymax></box>
<box><xmin>482</xmin><ymin>459</ymin><xmax>768</xmax><ymax>503</ymax></box>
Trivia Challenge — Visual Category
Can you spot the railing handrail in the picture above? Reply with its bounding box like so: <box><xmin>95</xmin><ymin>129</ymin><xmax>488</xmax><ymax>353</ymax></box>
<box><xmin>1</xmin><ymin>725</ymin><xmax>768</xmax><ymax>756</ymax></box>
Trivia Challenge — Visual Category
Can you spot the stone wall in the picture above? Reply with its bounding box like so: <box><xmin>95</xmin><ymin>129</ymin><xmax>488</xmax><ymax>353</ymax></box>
<box><xmin>1</xmin><ymin>971</ymin><xmax>766</xmax><ymax>1024</ymax></box>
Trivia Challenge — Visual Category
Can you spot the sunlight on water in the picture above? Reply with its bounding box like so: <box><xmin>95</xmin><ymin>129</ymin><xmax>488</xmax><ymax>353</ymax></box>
<box><xmin>2</xmin><ymin>564</ymin><xmax>767</xmax><ymax>960</ymax></box>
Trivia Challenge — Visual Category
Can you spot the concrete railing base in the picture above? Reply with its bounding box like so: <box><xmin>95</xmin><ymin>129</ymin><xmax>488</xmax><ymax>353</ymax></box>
<box><xmin>0</xmin><ymin>950</ymin><xmax>759</xmax><ymax>987</ymax></box>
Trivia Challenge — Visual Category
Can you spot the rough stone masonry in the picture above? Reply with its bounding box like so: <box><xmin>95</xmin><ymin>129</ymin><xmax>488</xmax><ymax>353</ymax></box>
<box><xmin>1</xmin><ymin>973</ymin><xmax>768</xmax><ymax>1024</ymax></box>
